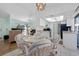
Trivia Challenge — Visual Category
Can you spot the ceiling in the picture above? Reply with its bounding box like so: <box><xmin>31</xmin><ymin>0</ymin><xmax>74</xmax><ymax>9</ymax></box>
<box><xmin>0</xmin><ymin>3</ymin><xmax>78</xmax><ymax>19</ymax></box>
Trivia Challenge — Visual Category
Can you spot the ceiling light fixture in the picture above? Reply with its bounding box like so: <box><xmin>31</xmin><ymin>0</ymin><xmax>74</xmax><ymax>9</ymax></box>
<box><xmin>46</xmin><ymin>16</ymin><xmax>64</xmax><ymax>22</ymax></box>
<box><xmin>36</xmin><ymin>3</ymin><xmax>46</xmax><ymax>11</ymax></box>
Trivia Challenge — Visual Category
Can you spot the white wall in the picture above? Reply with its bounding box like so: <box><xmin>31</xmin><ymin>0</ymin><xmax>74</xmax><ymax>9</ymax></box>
<box><xmin>32</xmin><ymin>17</ymin><xmax>40</xmax><ymax>28</ymax></box>
<box><xmin>0</xmin><ymin>18</ymin><xmax>10</xmax><ymax>38</ymax></box>
<box><xmin>0</xmin><ymin>9</ymin><xmax>10</xmax><ymax>40</ymax></box>
<box><xmin>47</xmin><ymin>22</ymin><xmax>59</xmax><ymax>39</ymax></box>
<box><xmin>40</xmin><ymin>18</ymin><xmax>46</xmax><ymax>27</ymax></box>
<box><xmin>48</xmin><ymin>23</ymin><xmax>52</xmax><ymax>37</ymax></box>
<box><xmin>0</xmin><ymin>9</ymin><xmax>9</xmax><ymax>18</ymax></box>
<box><xmin>10</xmin><ymin>18</ymin><xmax>27</xmax><ymax>29</ymax></box>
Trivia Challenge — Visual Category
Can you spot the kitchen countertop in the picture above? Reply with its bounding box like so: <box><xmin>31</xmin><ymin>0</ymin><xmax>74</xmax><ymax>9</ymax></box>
<box><xmin>63</xmin><ymin>31</ymin><xmax>76</xmax><ymax>34</ymax></box>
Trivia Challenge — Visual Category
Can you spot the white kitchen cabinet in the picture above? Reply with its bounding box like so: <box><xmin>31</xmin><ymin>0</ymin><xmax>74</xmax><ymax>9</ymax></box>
<box><xmin>63</xmin><ymin>31</ymin><xmax>77</xmax><ymax>50</ymax></box>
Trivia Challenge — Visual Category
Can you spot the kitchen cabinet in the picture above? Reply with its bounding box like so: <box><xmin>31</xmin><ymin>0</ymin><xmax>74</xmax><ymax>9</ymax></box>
<box><xmin>9</xmin><ymin>30</ymin><xmax>21</xmax><ymax>44</ymax></box>
<box><xmin>63</xmin><ymin>31</ymin><xmax>77</xmax><ymax>50</ymax></box>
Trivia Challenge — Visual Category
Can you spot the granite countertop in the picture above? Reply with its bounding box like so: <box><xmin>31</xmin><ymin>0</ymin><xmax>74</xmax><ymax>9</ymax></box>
<box><xmin>63</xmin><ymin>31</ymin><xmax>76</xmax><ymax>34</ymax></box>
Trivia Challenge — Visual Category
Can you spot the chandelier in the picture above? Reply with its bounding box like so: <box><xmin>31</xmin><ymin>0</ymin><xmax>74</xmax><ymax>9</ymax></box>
<box><xmin>36</xmin><ymin>3</ymin><xmax>46</xmax><ymax>11</ymax></box>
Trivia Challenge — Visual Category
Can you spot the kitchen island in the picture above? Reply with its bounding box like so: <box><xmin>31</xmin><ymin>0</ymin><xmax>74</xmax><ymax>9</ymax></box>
<box><xmin>63</xmin><ymin>31</ymin><xmax>77</xmax><ymax>50</ymax></box>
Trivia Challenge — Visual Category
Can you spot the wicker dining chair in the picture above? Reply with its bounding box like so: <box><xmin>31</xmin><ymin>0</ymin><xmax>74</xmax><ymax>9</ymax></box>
<box><xmin>29</xmin><ymin>43</ymin><xmax>54</xmax><ymax>56</ymax></box>
<box><xmin>15</xmin><ymin>34</ymin><xmax>28</xmax><ymax>55</ymax></box>
<box><xmin>28</xmin><ymin>39</ymin><xmax>54</xmax><ymax>56</ymax></box>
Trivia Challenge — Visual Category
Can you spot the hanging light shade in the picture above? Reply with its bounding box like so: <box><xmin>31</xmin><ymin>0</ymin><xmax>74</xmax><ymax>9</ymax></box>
<box><xmin>36</xmin><ymin>3</ymin><xmax>46</xmax><ymax>11</ymax></box>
